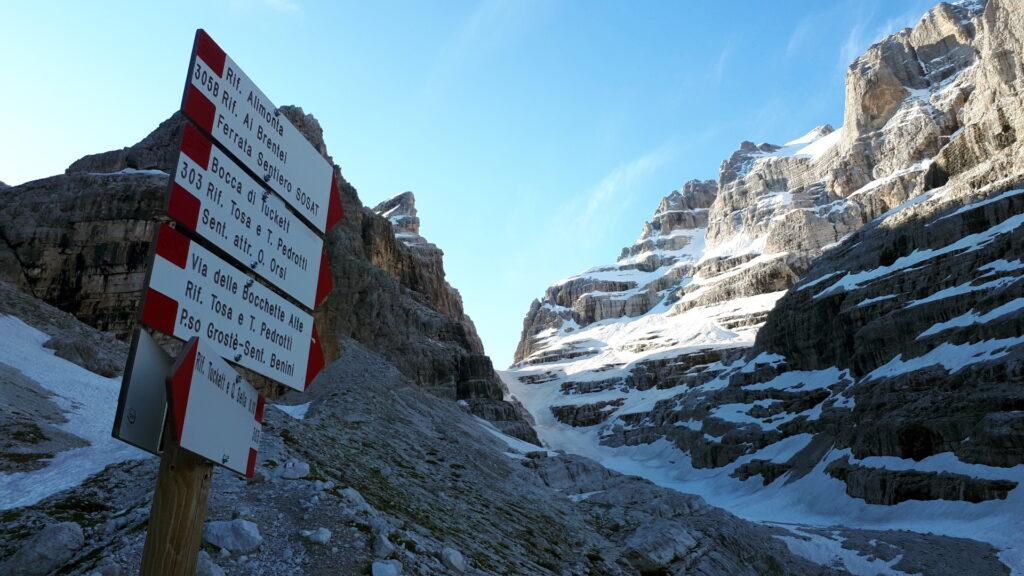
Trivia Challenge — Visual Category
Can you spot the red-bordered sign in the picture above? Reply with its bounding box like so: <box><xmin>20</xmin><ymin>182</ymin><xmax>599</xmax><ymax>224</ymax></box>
<box><xmin>142</xmin><ymin>223</ymin><xmax>325</xmax><ymax>391</ymax></box>
<box><xmin>170</xmin><ymin>121</ymin><xmax>332</xmax><ymax>309</ymax></box>
<box><xmin>168</xmin><ymin>337</ymin><xmax>264</xmax><ymax>477</ymax></box>
<box><xmin>181</xmin><ymin>29</ymin><xmax>343</xmax><ymax>234</ymax></box>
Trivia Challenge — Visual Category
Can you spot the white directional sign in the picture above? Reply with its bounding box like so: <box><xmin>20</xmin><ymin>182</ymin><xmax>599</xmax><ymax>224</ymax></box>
<box><xmin>141</xmin><ymin>223</ymin><xmax>325</xmax><ymax>391</ymax></box>
<box><xmin>181</xmin><ymin>29</ymin><xmax>342</xmax><ymax>233</ymax></box>
<box><xmin>168</xmin><ymin>337</ymin><xmax>264</xmax><ymax>477</ymax></box>
<box><xmin>169</xmin><ymin>121</ymin><xmax>332</xmax><ymax>309</ymax></box>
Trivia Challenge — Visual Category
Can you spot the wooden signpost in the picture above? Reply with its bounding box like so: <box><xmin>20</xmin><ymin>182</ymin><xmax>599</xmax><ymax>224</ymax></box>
<box><xmin>111</xmin><ymin>29</ymin><xmax>341</xmax><ymax>576</ymax></box>
<box><xmin>182</xmin><ymin>30</ymin><xmax>342</xmax><ymax>233</ymax></box>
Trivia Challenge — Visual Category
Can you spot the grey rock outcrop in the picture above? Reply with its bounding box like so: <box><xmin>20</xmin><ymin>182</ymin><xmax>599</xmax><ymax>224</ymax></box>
<box><xmin>0</xmin><ymin>521</ymin><xmax>84</xmax><ymax>576</ymax></box>
<box><xmin>441</xmin><ymin>547</ymin><xmax>467</xmax><ymax>572</ymax></box>
<box><xmin>202</xmin><ymin>519</ymin><xmax>263</xmax><ymax>554</ymax></box>
<box><xmin>374</xmin><ymin>191</ymin><xmax>420</xmax><ymax>236</ymax></box>
<box><xmin>372</xmin><ymin>559</ymin><xmax>403</xmax><ymax>576</ymax></box>
<box><xmin>66</xmin><ymin>113</ymin><xmax>184</xmax><ymax>175</ymax></box>
<box><xmin>826</xmin><ymin>456</ymin><xmax>1018</xmax><ymax>504</ymax></box>
<box><xmin>195</xmin><ymin>550</ymin><xmax>225</xmax><ymax>576</ymax></box>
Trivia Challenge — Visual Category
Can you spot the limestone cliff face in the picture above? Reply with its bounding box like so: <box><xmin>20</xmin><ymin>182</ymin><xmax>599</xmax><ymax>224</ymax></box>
<box><xmin>508</xmin><ymin>1</ymin><xmax>1024</xmax><ymax>565</ymax></box>
<box><xmin>0</xmin><ymin>107</ymin><xmax>537</xmax><ymax>443</ymax></box>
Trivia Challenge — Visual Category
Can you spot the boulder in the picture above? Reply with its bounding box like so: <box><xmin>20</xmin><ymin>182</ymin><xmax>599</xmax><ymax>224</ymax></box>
<box><xmin>371</xmin><ymin>559</ymin><xmax>403</xmax><ymax>576</ymax></box>
<box><xmin>300</xmin><ymin>527</ymin><xmax>331</xmax><ymax>545</ymax></box>
<box><xmin>202</xmin><ymin>519</ymin><xmax>262</xmax><ymax>554</ymax></box>
<box><xmin>280</xmin><ymin>459</ymin><xmax>310</xmax><ymax>479</ymax></box>
<box><xmin>196</xmin><ymin>550</ymin><xmax>225</xmax><ymax>576</ymax></box>
<box><xmin>440</xmin><ymin>547</ymin><xmax>467</xmax><ymax>572</ymax></box>
<box><xmin>373</xmin><ymin>533</ymin><xmax>395</xmax><ymax>558</ymax></box>
<box><xmin>0</xmin><ymin>521</ymin><xmax>84</xmax><ymax>576</ymax></box>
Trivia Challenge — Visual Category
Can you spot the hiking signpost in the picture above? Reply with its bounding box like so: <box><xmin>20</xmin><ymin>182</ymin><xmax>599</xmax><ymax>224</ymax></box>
<box><xmin>110</xmin><ymin>29</ymin><xmax>342</xmax><ymax>576</ymax></box>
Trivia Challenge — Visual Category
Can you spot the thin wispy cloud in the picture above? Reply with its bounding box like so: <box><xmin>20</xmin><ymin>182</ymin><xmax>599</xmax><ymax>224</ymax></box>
<box><xmin>553</xmin><ymin>145</ymin><xmax>675</xmax><ymax>253</ymax></box>
<box><xmin>708</xmin><ymin>38</ymin><xmax>734</xmax><ymax>87</ymax></box>
<box><xmin>786</xmin><ymin>17</ymin><xmax>813</xmax><ymax>58</ymax></box>
<box><xmin>838</xmin><ymin>22</ymin><xmax>867</xmax><ymax>73</ymax></box>
<box><xmin>425</xmin><ymin>0</ymin><xmax>545</xmax><ymax>96</ymax></box>
<box><xmin>835</xmin><ymin>0</ymin><xmax>932</xmax><ymax>76</ymax></box>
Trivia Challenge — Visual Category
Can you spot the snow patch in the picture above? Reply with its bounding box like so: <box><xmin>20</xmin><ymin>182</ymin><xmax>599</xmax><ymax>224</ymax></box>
<box><xmin>866</xmin><ymin>337</ymin><xmax>1024</xmax><ymax>380</ymax></box>
<box><xmin>0</xmin><ymin>316</ymin><xmax>148</xmax><ymax>510</ymax></box>
<box><xmin>275</xmin><ymin>402</ymin><xmax>312</xmax><ymax>420</ymax></box>
<box><xmin>917</xmin><ymin>298</ymin><xmax>1024</xmax><ymax>339</ymax></box>
<box><xmin>815</xmin><ymin>213</ymin><xmax>1024</xmax><ymax>298</ymax></box>
<box><xmin>88</xmin><ymin>168</ymin><xmax>168</xmax><ymax>176</ymax></box>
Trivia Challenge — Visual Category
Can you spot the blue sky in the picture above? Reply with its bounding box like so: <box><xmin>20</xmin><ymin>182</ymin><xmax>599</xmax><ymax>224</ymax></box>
<box><xmin>2</xmin><ymin>0</ymin><xmax>939</xmax><ymax>367</ymax></box>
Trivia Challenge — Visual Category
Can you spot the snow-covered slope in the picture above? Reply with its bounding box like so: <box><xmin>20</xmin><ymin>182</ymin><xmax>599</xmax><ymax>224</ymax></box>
<box><xmin>508</xmin><ymin>1</ymin><xmax>1024</xmax><ymax>573</ymax></box>
<box><xmin>0</xmin><ymin>316</ymin><xmax>147</xmax><ymax>510</ymax></box>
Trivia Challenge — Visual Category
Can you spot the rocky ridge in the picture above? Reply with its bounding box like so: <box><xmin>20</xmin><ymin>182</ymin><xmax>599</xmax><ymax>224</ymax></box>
<box><xmin>509</xmin><ymin>1</ymin><xmax>1023</xmax><ymax>571</ymax></box>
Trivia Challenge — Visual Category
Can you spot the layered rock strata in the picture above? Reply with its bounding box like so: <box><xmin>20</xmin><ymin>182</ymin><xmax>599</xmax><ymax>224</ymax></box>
<box><xmin>509</xmin><ymin>1</ymin><xmax>1022</xmax><ymax>570</ymax></box>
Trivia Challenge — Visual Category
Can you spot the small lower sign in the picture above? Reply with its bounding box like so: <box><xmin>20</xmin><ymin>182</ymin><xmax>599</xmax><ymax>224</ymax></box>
<box><xmin>168</xmin><ymin>337</ymin><xmax>264</xmax><ymax>477</ymax></box>
<box><xmin>112</xmin><ymin>329</ymin><xmax>173</xmax><ymax>455</ymax></box>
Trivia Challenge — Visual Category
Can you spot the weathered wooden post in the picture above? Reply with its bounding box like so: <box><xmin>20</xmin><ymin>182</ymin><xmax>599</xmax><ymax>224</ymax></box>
<box><xmin>140</xmin><ymin>421</ymin><xmax>213</xmax><ymax>576</ymax></box>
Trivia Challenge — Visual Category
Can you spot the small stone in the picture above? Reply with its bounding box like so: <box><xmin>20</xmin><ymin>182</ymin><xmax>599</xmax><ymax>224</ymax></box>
<box><xmin>373</xmin><ymin>533</ymin><xmax>395</xmax><ymax>558</ymax></box>
<box><xmin>202</xmin><ymin>519</ymin><xmax>263</xmax><ymax>554</ymax></box>
<box><xmin>368</xmin><ymin>516</ymin><xmax>391</xmax><ymax>535</ymax></box>
<box><xmin>340</xmin><ymin>487</ymin><xmax>366</xmax><ymax>506</ymax></box>
<box><xmin>196</xmin><ymin>550</ymin><xmax>225</xmax><ymax>576</ymax></box>
<box><xmin>301</xmin><ymin>527</ymin><xmax>332</xmax><ymax>545</ymax></box>
<box><xmin>281</xmin><ymin>459</ymin><xmax>310</xmax><ymax>479</ymax></box>
<box><xmin>372</xmin><ymin>559</ymin><xmax>403</xmax><ymax>576</ymax></box>
<box><xmin>441</xmin><ymin>547</ymin><xmax>466</xmax><ymax>572</ymax></box>
<box><xmin>282</xmin><ymin>548</ymin><xmax>294</xmax><ymax>559</ymax></box>
<box><xmin>218</xmin><ymin>547</ymin><xmax>230</xmax><ymax>559</ymax></box>
<box><xmin>0</xmin><ymin>521</ymin><xmax>84</xmax><ymax>576</ymax></box>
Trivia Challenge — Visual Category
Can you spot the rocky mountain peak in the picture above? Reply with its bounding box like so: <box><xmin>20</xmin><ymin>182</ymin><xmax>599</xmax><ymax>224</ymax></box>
<box><xmin>654</xmin><ymin>179</ymin><xmax>717</xmax><ymax>215</ymax></box>
<box><xmin>843</xmin><ymin>0</ymin><xmax>983</xmax><ymax>140</ymax></box>
<box><xmin>373</xmin><ymin>191</ymin><xmax>420</xmax><ymax>236</ymax></box>
<box><xmin>719</xmin><ymin>141</ymin><xmax>781</xmax><ymax>184</ymax></box>
<box><xmin>635</xmin><ymin>179</ymin><xmax>717</xmax><ymax>245</ymax></box>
